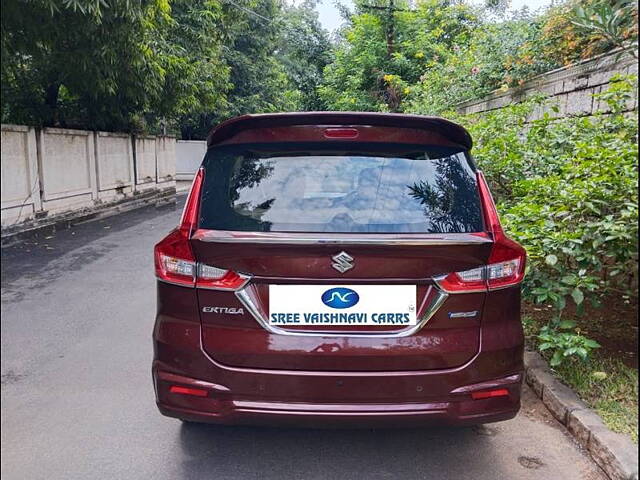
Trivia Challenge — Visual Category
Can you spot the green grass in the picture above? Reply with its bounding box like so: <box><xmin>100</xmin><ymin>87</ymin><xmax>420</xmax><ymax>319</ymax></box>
<box><xmin>554</xmin><ymin>356</ymin><xmax>638</xmax><ymax>443</ymax></box>
<box><xmin>523</xmin><ymin>315</ymin><xmax>639</xmax><ymax>443</ymax></box>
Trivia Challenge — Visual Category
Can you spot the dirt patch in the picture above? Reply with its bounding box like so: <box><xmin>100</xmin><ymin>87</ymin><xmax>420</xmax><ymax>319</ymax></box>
<box><xmin>518</xmin><ymin>456</ymin><xmax>545</xmax><ymax>469</ymax></box>
<box><xmin>1</xmin><ymin>370</ymin><xmax>27</xmax><ymax>385</ymax></box>
<box><xmin>523</xmin><ymin>295</ymin><xmax>638</xmax><ymax>368</ymax></box>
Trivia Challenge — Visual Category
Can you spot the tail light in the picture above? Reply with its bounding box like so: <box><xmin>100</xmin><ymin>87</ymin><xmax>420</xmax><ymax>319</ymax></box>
<box><xmin>479</xmin><ymin>171</ymin><xmax>526</xmax><ymax>289</ymax></box>
<box><xmin>435</xmin><ymin>171</ymin><xmax>526</xmax><ymax>293</ymax></box>
<box><xmin>154</xmin><ymin>229</ymin><xmax>197</xmax><ymax>287</ymax></box>
<box><xmin>179</xmin><ymin>167</ymin><xmax>204</xmax><ymax>235</ymax></box>
<box><xmin>154</xmin><ymin>168</ymin><xmax>248</xmax><ymax>290</ymax></box>
<box><xmin>196</xmin><ymin>264</ymin><xmax>248</xmax><ymax>290</ymax></box>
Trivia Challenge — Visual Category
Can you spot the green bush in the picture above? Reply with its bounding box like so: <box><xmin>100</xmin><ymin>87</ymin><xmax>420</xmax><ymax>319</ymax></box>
<box><xmin>538</xmin><ymin>319</ymin><xmax>601</xmax><ymax>366</ymax></box>
<box><xmin>454</xmin><ymin>75</ymin><xmax>638</xmax><ymax>362</ymax></box>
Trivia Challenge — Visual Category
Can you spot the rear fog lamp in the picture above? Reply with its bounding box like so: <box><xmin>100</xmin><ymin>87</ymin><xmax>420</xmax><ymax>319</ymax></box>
<box><xmin>169</xmin><ymin>385</ymin><xmax>208</xmax><ymax>397</ymax></box>
<box><xmin>470</xmin><ymin>389</ymin><xmax>510</xmax><ymax>400</ymax></box>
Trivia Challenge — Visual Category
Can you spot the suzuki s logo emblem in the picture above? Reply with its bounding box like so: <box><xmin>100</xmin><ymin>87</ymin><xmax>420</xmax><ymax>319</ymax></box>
<box><xmin>321</xmin><ymin>287</ymin><xmax>360</xmax><ymax>309</ymax></box>
<box><xmin>331</xmin><ymin>251</ymin><xmax>354</xmax><ymax>273</ymax></box>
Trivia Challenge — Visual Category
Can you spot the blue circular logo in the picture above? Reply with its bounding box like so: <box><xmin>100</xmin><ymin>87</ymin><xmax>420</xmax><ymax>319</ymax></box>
<box><xmin>321</xmin><ymin>287</ymin><xmax>360</xmax><ymax>309</ymax></box>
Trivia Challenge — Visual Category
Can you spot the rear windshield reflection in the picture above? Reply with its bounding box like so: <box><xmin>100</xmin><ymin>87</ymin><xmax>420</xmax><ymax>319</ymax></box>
<box><xmin>199</xmin><ymin>143</ymin><xmax>483</xmax><ymax>234</ymax></box>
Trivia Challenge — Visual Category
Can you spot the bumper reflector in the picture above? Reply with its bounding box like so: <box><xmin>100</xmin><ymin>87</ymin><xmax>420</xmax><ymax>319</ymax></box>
<box><xmin>169</xmin><ymin>385</ymin><xmax>208</xmax><ymax>397</ymax></box>
<box><xmin>471</xmin><ymin>388</ymin><xmax>509</xmax><ymax>400</ymax></box>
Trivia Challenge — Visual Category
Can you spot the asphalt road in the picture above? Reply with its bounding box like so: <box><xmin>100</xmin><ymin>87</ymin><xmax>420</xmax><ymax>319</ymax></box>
<box><xmin>1</xmin><ymin>197</ymin><xmax>606</xmax><ymax>480</ymax></box>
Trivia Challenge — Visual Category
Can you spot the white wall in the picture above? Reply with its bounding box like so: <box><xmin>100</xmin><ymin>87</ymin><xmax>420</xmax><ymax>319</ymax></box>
<box><xmin>134</xmin><ymin>136</ymin><xmax>157</xmax><ymax>189</ymax></box>
<box><xmin>95</xmin><ymin>131</ymin><xmax>134</xmax><ymax>201</ymax></box>
<box><xmin>1</xmin><ymin>126</ymin><xmax>176</xmax><ymax>228</ymax></box>
<box><xmin>175</xmin><ymin>140</ymin><xmax>206</xmax><ymax>180</ymax></box>
<box><xmin>156</xmin><ymin>136</ymin><xmax>177</xmax><ymax>183</ymax></box>
<box><xmin>38</xmin><ymin>128</ymin><xmax>97</xmax><ymax>213</ymax></box>
<box><xmin>1</xmin><ymin>125</ymin><xmax>40</xmax><ymax>225</ymax></box>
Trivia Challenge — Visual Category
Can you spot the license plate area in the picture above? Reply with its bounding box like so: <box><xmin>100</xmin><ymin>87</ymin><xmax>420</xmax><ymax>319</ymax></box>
<box><xmin>268</xmin><ymin>285</ymin><xmax>417</xmax><ymax>327</ymax></box>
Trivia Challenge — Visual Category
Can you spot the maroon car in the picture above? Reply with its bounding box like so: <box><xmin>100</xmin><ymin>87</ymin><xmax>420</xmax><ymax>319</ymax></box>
<box><xmin>152</xmin><ymin>112</ymin><xmax>526</xmax><ymax>427</ymax></box>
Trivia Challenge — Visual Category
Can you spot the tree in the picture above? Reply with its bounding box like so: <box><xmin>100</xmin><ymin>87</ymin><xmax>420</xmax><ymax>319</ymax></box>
<box><xmin>1</xmin><ymin>0</ymin><xmax>232</xmax><ymax>134</ymax></box>
<box><xmin>221</xmin><ymin>0</ymin><xmax>299</xmax><ymax>115</ymax></box>
<box><xmin>179</xmin><ymin>0</ymin><xmax>310</xmax><ymax>139</ymax></box>
<box><xmin>318</xmin><ymin>0</ymin><xmax>479</xmax><ymax>112</ymax></box>
<box><xmin>276</xmin><ymin>0</ymin><xmax>333</xmax><ymax>111</ymax></box>
<box><xmin>1</xmin><ymin>0</ymin><xmax>164</xmax><ymax>130</ymax></box>
<box><xmin>147</xmin><ymin>0</ymin><xmax>232</xmax><ymax>135</ymax></box>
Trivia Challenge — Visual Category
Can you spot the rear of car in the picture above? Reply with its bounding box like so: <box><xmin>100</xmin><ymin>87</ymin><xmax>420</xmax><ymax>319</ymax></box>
<box><xmin>152</xmin><ymin>112</ymin><xmax>526</xmax><ymax>427</ymax></box>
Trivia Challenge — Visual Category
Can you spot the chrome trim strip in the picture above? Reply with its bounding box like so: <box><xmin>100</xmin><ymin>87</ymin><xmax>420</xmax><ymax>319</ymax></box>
<box><xmin>235</xmin><ymin>284</ymin><xmax>449</xmax><ymax>338</ymax></box>
<box><xmin>448</xmin><ymin>310</ymin><xmax>478</xmax><ymax>318</ymax></box>
<box><xmin>192</xmin><ymin>230</ymin><xmax>492</xmax><ymax>246</ymax></box>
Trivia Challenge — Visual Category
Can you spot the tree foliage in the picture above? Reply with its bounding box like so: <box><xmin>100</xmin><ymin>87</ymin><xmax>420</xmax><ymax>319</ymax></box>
<box><xmin>1</xmin><ymin>0</ymin><xmax>333</xmax><ymax>137</ymax></box>
<box><xmin>572</xmin><ymin>0</ymin><xmax>638</xmax><ymax>59</ymax></box>
<box><xmin>276</xmin><ymin>0</ymin><xmax>333</xmax><ymax>111</ymax></box>
<box><xmin>320</xmin><ymin>0</ymin><xmax>637</xmax><ymax>114</ymax></box>
<box><xmin>1</xmin><ymin>0</ymin><xmax>168</xmax><ymax>130</ymax></box>
<box><xmin>319</xmin><ymin>0</ymin><xmax>479</xmax><ymax>112</ymax></box>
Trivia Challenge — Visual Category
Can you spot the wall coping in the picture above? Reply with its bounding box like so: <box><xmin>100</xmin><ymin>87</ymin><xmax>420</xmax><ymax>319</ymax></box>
<box><xmin>41</xmin><ymin>127</ymin><xmax>93</xmax><ymax>136</ymax></box>
<box><xmin>456</xmin><ymin>48</ymin><xmax>637</xmax><ymax>111</ymax></box>
<box><xmin>96</xmin><ymin>131</ymin><xmax>130</xmax><ymax>138</ymax></box>
<box><xmin>1</xmin><ymin>124</ymin><xmax>32</xmax><ymax>132</ymax></box>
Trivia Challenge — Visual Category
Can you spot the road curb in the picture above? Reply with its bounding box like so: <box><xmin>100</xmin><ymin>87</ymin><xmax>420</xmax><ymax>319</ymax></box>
<box><xmin>524</xmin><ymin>351</ymin><xmax>639</xmax><ymax>480</ymax></box>
<box><xmin>1</xmin><ymin>187</ymin><xmax>179</xmax><ymax>248</ymax></box>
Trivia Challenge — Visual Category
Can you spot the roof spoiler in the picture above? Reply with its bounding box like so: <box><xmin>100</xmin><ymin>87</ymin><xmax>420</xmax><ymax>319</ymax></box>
<box><xmin>206</xmin><ymin>112</ymin><xmax>473</xmax><ymax>150</ymax></box>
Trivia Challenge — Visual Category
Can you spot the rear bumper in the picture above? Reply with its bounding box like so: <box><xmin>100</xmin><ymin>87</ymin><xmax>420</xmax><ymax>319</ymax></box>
<box><xmin>152</xmin><ymin>339</ymin><xmax>523</xmax><ymax>428</ymax></box>
<box><xmin>154</xmin><ymin>370</ymin><xmax>521</xmax><ymax>428</ymax></box>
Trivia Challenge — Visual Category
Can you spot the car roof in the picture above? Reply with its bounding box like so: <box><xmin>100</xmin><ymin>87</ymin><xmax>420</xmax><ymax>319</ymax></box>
<box><xmin>206</xmin><ymin>112</ymin><xmax>473</xmax><ymax>150</ymax></box>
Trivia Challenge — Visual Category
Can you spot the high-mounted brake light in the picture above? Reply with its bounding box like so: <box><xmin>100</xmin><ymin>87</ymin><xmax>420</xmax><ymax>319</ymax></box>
<box><xmin>324</xmin><ymin>128</ymin><xmax>359</xmax><ymax>139</ymax></box>
<box><xmin>154</xmin><ymin>167</ymin><xmax>248</xmax><ymax>290</ymax></box>
<box><xmin>435</xmin><ymin>171</ymin><xmax>526</xmax><ymax>293</ymax></box>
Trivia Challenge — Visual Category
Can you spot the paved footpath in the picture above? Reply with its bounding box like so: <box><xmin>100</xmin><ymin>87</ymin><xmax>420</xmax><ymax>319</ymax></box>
<box><xmin>1</xmin><ymin>198</ymin><xmax>606</xmax><ymax>480</ymax></box>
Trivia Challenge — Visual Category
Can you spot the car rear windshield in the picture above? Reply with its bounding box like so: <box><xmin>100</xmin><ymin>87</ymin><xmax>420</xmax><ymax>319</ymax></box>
<box><xmin>199</xmin><ymin>143</ymin><xmax>484</xmax><ymax>234</ymax></box>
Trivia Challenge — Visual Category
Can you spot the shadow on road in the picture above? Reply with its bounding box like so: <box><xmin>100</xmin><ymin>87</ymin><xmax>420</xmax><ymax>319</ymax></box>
<box><xmin>1</xmin><ymin>198</ymin><xmax>184</xmax><ymax>304</ymax></box>
<box><xmin>177</xmin><ymin>422</ymin><xmax>496</xmax><ymax>479</ymax></box>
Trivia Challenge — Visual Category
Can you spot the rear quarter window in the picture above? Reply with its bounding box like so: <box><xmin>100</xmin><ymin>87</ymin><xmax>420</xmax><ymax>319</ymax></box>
<box><xmin>199</xmin><ymin>143</ymin><xmax>483</xmax><ymax>234</ymax></box>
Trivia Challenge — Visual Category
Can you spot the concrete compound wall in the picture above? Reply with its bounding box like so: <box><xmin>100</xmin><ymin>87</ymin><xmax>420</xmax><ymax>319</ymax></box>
<box><xmin>1</xmin><ymin>126</ymin><xmax>176</xmax><ymax>230</ymax></box>
<box><xmin>456</xmin><ymin>49</ymin><xmax>638</xmax><ymax>119</ymax></box>
<box><xmin>175</xmin><ymin>140</ymin><xmax>207</xmax><ymax>181</ymax></box>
